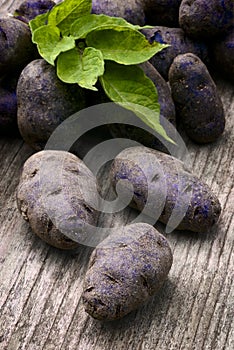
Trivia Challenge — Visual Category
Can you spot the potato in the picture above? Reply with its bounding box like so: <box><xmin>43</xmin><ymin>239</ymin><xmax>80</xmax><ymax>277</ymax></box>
<box><xmin>82</xmin><ymin>222</ymin><xmax>173</xmax><ymax>320</ymax></box>
<box><xmin>179</xmin><ymin>0</ymin><xmax>234</xmax><ymax>39</ymax></box>
<box><xmin>110</xmin><ymin>146</ymin><xmax>221</xmax><ymax>233</ymax></box>
<box><xmin>108</xmin><ymin>61</ymin><xmax>176</xmax><ymax>152</ymax></box>
<box><xmin>0</xmin><ymin>16</ymin><xmax>36</xmax><ymax>76</ymax></box>
<box><xmin>17</xmin><ymin>59</ymin><xmax>86</xmax><ymax>150</ymax></box>
<box><xmin>91</xmin><ymin>0</ymin><xmax>145</xmax><ymax>25</ymax></box>
<box><xmin>92</xmin><ymin>0</ymin><xmax>182</xmax><ymax>27</ymax></box>
<box><xmin>144</xmin><ymin>0</ymin><xmax>182</xmax><ymax>27</ymax></box>
<box><xmin>168</xmin><ymin>53</ymin><xmax>225</xmax><ymax>143</ymax></box>
<box><xmin>17</xmin><ymin>150</ymin><xmax>99</xmax><ymax>249</ymax></box>
<box><xmin>143</xmin><ymin>26</ymin><xmax>209</xmax><ymax>80</ymax></box>
<box><xmin>211</xmin><ymin>28</ymin><xmax>234</xmax><ymax>82</ymax></box>
<box><xmin>14</xmin><ymin>0</ymin><xmax>55</xmax><ymax>23</ymax></box>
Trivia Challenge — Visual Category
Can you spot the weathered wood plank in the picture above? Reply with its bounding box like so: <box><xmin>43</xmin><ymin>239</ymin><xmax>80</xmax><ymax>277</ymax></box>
<box><xmin>0</xmin><ymin>2</ymin><xmax>234</xmax><ymax>350</ymax></box>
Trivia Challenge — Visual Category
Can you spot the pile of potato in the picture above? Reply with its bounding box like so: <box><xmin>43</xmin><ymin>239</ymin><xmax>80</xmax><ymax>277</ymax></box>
<box><xmin>1</xmin><ymin>0</ymin><xmax>233</xmax><ymax>320</ymax></box>
<box><xmin>1</xmin><ymin>0</ymin><xmax>233</xmax><ymax>142</ymax></box>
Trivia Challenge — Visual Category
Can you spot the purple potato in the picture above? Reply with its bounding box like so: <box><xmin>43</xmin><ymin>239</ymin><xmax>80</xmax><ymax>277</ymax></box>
<box><xmin>0</xmin><ymin>16</ymin><xmax>36</xmax><ymax>75</ymax></box>
<box><xmin>91</xmin><ymin>0</ymin><xmax>146</xmax><ymax>25</ymax></box>
<box><xmin>108</xmin><ymin>61</ymin><xmax>176</xmax><ymax>152</ymax></box>
<box><xmin>110</xmin><ymin>146</ymin><xmax>221</xmax><ymax>233</ymax></box>
<box><xmin>143</xmin><ymin>26</ymin><xmax>209</xmax><ymax>80</ymax></box>
<box><xmin>144</xmin><ymin>0</ymin><xmax>182</xmax><ymax>27</ymax></box>
<box><xmin>17</xmin><ymin>150</ymin><xmax>99</xmax><ymax>249</ymax></box>
<box><xmin>17</xmin><ymin>59</ymin><xmax>86</xmax><ymax>150</ymax></box>
<box><xmin>14</xmin><ymin>0</ymin><xmax>55</xmax><ymax>23</ymax></box>
<box><xmin>179</xmin><ymin>0</ymin><xmax>234</xmax><ymax>39</ymax></box>
<box><xmin>82</xmin><ymin>222</ymin><xmax>173</xmax><ymax>320</ymax></box>
<box><xmin>169</xmin><ymin>53</ymin><xmax>225</xmax><ymax>143</ymax></box>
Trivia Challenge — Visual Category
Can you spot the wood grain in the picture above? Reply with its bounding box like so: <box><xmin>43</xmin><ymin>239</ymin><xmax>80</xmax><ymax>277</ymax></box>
<box><xmin>0</xmin><ymin>2</ymin><xmax>233</xmax><ymax>349</ymax></box>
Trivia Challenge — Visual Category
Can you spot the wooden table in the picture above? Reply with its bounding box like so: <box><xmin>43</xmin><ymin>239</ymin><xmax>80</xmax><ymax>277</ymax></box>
<box><xmin>0</xmin><ymin>1</ymin><xmax>233</xmax><ymax>349</ymax></box>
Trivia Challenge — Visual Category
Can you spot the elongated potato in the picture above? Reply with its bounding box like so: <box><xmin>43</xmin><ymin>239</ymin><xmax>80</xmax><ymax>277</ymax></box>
<box><xmin>110</xmin><ymin>146</ymin><xmax>221</xmax><ymax>233</ymax></box>
<box><xmin>143</xmin><ymin>26</ymin><xmax>209</xmax><ymax>80</ymax></box>
<box><xmin>168</xmin><ymin>53</ymin><xmax>225</xmax><ymax>143</ymax></box>
<box><xmin>82</xmin><ymin>223</ymin><xmax>173</xmax><ymax>320</ymax></box>
<box><xmin>17</xmin><ymin>150</ymin><xmax>99</xmax><ymax>249</ymax></box>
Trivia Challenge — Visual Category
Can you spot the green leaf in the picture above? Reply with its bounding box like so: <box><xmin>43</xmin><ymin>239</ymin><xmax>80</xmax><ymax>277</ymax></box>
<box><xmin>57</xmin><ymin>47</ymin><xmax>104</xmax><ymax>90</ymax></box>
<box><xmin>100</xmin><ymin>61</ymin><xmax>159</xmax><ymax>110</ymax></box>
<box><xmin>48</xmin><ymin>0</ymin><xmax>92</xmax><ymax>35</ymax></box>
<box><xmin>119</xmin><ymin>103</ymin><xmax>174</xmax><ymax>143</ymax></box>
<box><xmin>86</xmin><ymin>28</ymin><xmax>168</xmax><ymax>65</ymax></box>
<box><xmin>32</xmin><ymin>25</ymin><xmax>76</xmax><ymax>65</ymax></box>
<box><xmin>70</xmin><ymin>14</ymin><xmax>153</xmax><ymax>40</ymax></box>
<box><xmin>99</xmin><ymin>61</ymin><xmax>174</xmax><ymax>143</ymax></box>
<box><xmin>29</xmin><ymin>12</ymin><xmax>49</xmax><ymax>32</ymax></box>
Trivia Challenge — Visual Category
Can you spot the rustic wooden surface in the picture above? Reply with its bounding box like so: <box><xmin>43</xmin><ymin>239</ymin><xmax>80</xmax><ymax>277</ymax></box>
<box><xmin>0</xmin><ymin>1</ymin><xmax>234</xmax><ymax>349</ymax></box>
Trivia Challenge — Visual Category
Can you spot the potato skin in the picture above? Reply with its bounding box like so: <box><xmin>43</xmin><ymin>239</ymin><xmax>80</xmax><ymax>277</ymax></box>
<box><xmin>92</xmin><ymin>0</ymin><xmax>183</xmax><ymax>27</ymax></box>
<box><xmin>168</xmin><ymin>53</ymin><xmax>225</xmax><ymax>143</ymax></box>
<box><xmin>0</xmin><ymin>16</ymin><xmax>36</xmax><ymax>75</ymax></box>
<box><xmin>110</xmin><ymin>146</ymin><xmax>221</xmax><ymax>233</ymax></box>
<box><xmin>17</xmin><ymin>59</ymin><xmax>86</xmax><ymax>150</ymax></box>
<box><xmin>143</xmin><ymin>26</ymin><xmax>209</xmax><ymax>80</ymax></box>
<box><xmin>108</xmin><ymin>61</ymin><xmax>176</xmax><ymax>152</ymax></box>
<box><xmin>14</xmin><ymin>0</ymin><xmax>55</xmax><ymax>23</ymax></box>
<box><xmin>82</xmin><ymin>223</ymin><xmax>173</xmax><ymax>320</ymax></box>
<box><xmin>92</xmin><ymin>0</ymin><xmax>145</xmax><ymax>25</ymax></box>
<box><xmin>17</xmin><ymin>150</ymin><xmax>99</xmax><ymax>249</ymax></box>
<box><xmin>179</xmin><ymin>0</ymin><xmax>234</xmax><ymax>39</ymax></box>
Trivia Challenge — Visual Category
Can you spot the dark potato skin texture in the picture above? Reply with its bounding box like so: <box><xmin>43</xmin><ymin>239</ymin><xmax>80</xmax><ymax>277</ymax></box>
<box><xmin>92</xmin><ymin>0</ymin><xmax>183</xmax><ymax>27</ymax></box>
<box><xmin>17</xmin><ymin>59</ymin><xmax>86</xmax><ymax>150</ymax></box>
<box><xmin>179</xmin><ymin>0</ymin><xmax>234</xmax><ymax>39</ymax></box>
<box><xmin>143</xmin><ymin>26</ymin><xmax>209</xmax><ymax>80</ymax></box>
<box><xmin>108</xmin><ymin>61</ymin><xmax>176</xmax><ymax>152</ymax></box>
<box><xmin>82</xmin><ymin>223</ymin><xmax>173</xmax><ymax>320</ymax></box>
<box><xmin>110</xmin><ymin>147</ymin><xmax>221</xmax><ymax>233</ymax></box>
<box><xmin>0</xmin><ymin>16</ymin><xmax>36</xmax><ymax>76</ymax></box>
<box><xmin>168</xmin><ymin>53</ymin><xmax>225</xmax><ymax>143</ymax></box>
<box><xmin>17</xmin><ymin>150</ymin><xmax>99</xmax><ymax>249</ymax></box>
<box><xmin>91</xmin><ymin>0</ymin><xmax>145</xmax><ymax>25</ymax></box>
<box><xmin>14</xmin><ymin>0</ymin><xmax>55</xmax><ymax>23</ymax></box>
